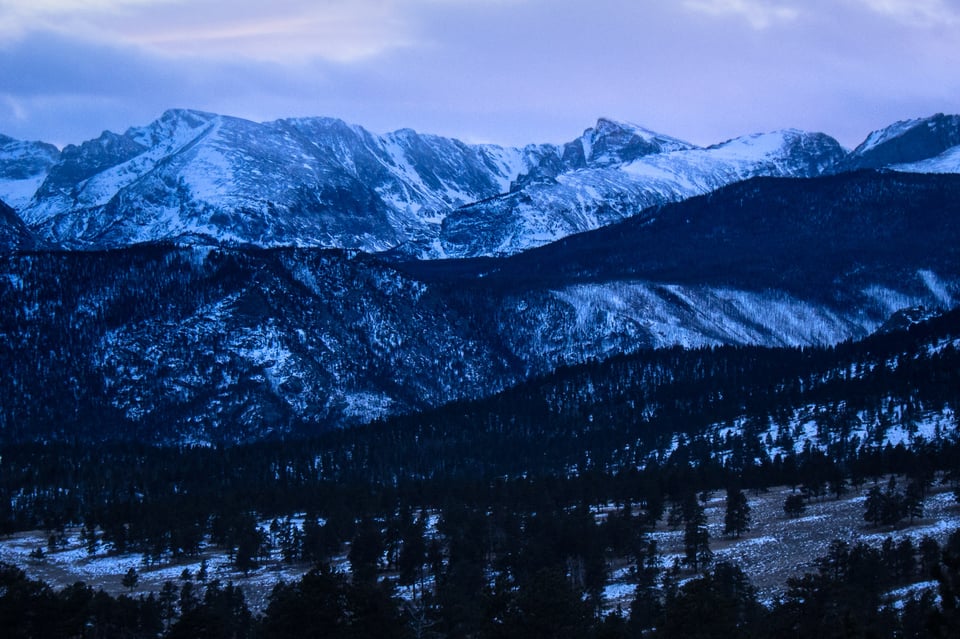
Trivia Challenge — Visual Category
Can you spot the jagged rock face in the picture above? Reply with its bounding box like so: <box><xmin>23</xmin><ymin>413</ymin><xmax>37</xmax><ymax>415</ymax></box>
<box><xmin>37</xmin><ymin>132</ymin><xmax>147</xmax><ymax>200</ymax></box>
<box><xmin>3</xmin><ymin>171</ymin><xmax>959</xmax><ymax>443</ymax></box>
<box><xmin>558</xmin><ymin>118</ymin><xmax>695</xmax><ymax>170</ymax></box>
<box><xmin>0</xmin><ymin>134</ymin><xmax>60</xmax><ymax>211</ymax></box>
<box><xmin>0</xmin><ymin>199</ymin><xmax>38</xmax><ymax>252</ymax></box>
<box><xmin>2</xmin><ymin>111</ymin><xmax>959</xmax><ymax>257</ymax></box>
<box><xmin>846</xmin><ymin>113</ymin><xmax>960</xmax><ymax>170</ymax></box>
<box><xmin>0</xmin><ymin>112</ymin><xmax>856</xmax><ymax>258</ymax></box>
<box><xmin>438</xmin><ymin>129</ymin><xmax>848</xmax><ymax>257</ymax></box>
<box><xmin>17</xmin><ymin>109</ymin><xmax>546</xmax><ymax>251</ymax></box>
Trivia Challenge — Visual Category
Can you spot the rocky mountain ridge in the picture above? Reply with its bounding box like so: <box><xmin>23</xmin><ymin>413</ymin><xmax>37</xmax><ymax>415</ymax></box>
<box><xmin>2</xmin><ymin>111</ymin><xmax>957</xmax><ymax>256</ymax></box>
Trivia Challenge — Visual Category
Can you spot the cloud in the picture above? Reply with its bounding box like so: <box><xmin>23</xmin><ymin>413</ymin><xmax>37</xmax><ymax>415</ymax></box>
<box><xmin>0</xmin><ymin>0</ymin><xmax>958</xmax><ymax>151</ymax></box>
<box><xmin>682</xmin><ymin>0</ymin><xmax>801</xmax><ymax>29</ymax></box>
<box><xmin>0</xmin><ymin>0</ymin><xmax>529</xmax><ymax>63</ymax></box>
<box><xmin>0</xmin><ymin>1</ymin><xmax>179</xmax><ymax>39</ymax></box>
<box><xmin>853</xmin><ymin>0</ymin><xmax>960</xmax><ymax>27</ymax></box>
<box><xmin>0</xmin><ymin>0</ymin><xmax>430</xmax><ymax>63</ymax></box>
<box><xmin>129</xmin><ymin>5</ymin><xmax>416</xmax><ymax>63</ymax></box>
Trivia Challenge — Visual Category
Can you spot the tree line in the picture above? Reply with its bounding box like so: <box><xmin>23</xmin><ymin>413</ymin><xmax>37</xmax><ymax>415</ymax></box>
<box><xmin>4</xmin><ymin>525</ymin><xmax>960</xmax><ymax>638</ymax></box>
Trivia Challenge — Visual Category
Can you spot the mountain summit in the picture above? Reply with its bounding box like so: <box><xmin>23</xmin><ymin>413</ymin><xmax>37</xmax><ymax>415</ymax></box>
<box><xmin>0</xmin><ymin>112</ymin><xmax>957</xmax><ymax>257</ymax></box>
<box><xmin>0</xmin><ymin>134</ymin><xmax>60</xmax><ymax>211</ymax></box>
<box><xmin>846</xmin><ymin>113</ymin><xmax>960</xmax><ymax>170</ymax></box>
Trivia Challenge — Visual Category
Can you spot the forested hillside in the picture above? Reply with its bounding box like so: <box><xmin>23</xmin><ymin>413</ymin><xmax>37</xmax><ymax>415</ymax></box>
<box><xmin>2</xmin><ymin>309</ymin><xmax>959</xmax><ymax>637</ymax></box>
<box><xmin>4</xmin><ymin>171</ymin><xmax>960</xmax><ymax>444</ymax></box>
<box><xmin>3</xmin><ymin>116</ymin><xmax>960</xmax><ymax>637</ymax></box>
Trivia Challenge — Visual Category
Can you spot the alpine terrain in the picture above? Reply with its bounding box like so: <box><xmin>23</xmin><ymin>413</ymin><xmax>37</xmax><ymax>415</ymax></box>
<box><xmin>2</xmin><ymin>110</ymin><xmax>960</xmax><ymax>638</ymax></box>
<box><xmin>2</xmin><ymin>113</ymin><xmax>960</xmax><ymax>440</ymax></box>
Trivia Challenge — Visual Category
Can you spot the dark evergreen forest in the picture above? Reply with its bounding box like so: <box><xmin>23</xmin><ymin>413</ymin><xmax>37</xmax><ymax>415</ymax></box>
<box><xmin>2</xmin><ymin>307</ymin><xmax>960</xmax><ymax>637</ymax></box>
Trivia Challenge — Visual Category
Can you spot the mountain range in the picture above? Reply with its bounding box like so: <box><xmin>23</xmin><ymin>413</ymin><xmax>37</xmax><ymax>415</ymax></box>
<box><xmin>2</xmin><ymin>111</ymin><xmax>958</xmax><ymax>257</ymax></box>
<box><xmin>1</xmin><ymin>112</ymin><xmax>960</xmax><ymax>443</ymax></box>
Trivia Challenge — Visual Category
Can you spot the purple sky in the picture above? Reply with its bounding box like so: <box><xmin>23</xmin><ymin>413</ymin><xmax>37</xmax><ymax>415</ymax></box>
<box><xmin>2</xmin><ymin>0</ymin><xmax>959</xmax><ymax>149</ymax></box>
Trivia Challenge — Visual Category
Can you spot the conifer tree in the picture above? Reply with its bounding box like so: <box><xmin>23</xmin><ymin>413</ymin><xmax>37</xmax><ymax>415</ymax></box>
<box><xmin>723</xmin><ymin>487</ymin><xmax>751</xmax><ymax>539</ymax></box>
<box><xmin>682</xmin><ymin>494</ymin><xmax>712</xmax><ymax>572</ymax></box>
<box><xmin>122</xmin><ymin>567</ymin><xmax>139</xmax><ymax>591</ymax></box>
<box><xmin>784</xmin><ymin>493</ymin><xmax>806</xmax><ymax>518</ymax></box>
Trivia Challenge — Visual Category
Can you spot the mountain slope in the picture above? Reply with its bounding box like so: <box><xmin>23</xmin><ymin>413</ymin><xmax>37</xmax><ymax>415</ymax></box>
<box><xmin>845</xmin><ymin>113</ymin><xmax>960</xmax><ymax>170</ymax></box>
<box><xmin>0</xmin><ymin>134</ymin><xmax>60</xmax><ymax>211</ymax></box>
<box><xmin>18</xmin><ymin>109</ymin><xmax>547</xmax><ymax>251</ymax></box>
<box><xmin>3</xmin><ymin>171</ymin><xmax>960</xmax><ymax>443</ymax></box>
<box><xmin>892</xmin><ymin>144</ymin><xmax>960</xmax><ymax>174</ymax></box>
<box><xmin>442</xmin><ymin>170</ymin><xmax>960</xmax><ymax>298</ymax></box>
<box><xmin>438</xmin><ymin>128</ymin><xmax>845</xmax><ymax>257</ymax></box>
<box><xmin>0</xmin><ymin>199</ymin><xmax>38</xmax><ymax>252</ymax></box>
<box><xmin>3</xmin><ymin>113</ymin><xmax>855</xmax><ymax>257</ymax></box>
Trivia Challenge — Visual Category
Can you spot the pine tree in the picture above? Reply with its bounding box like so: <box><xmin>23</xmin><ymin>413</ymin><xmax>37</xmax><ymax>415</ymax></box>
<box><xmin>398</xmin><ymin>513</ymin><xmax>427</xmax><ymax>586</ymax></box>
<box><xmin>122</xmin><ymin>567</ymin><xmax>139</xmax><ymax>591</ymax></box>
<box><xmin>864</xmin><ymin>485</ymin><xmax>885</xmax><ymax>527</ymax></box>
<box><xmin>784</xmin><ymin>493</ymin><xmax>806</xmax><ymax>518</ymax></box>
<box><xmin>682</xmin><ymin>495</ymin><xmax>712</xmax><ymax>572</ymax></box>
<box><xmin>159</xmin><ymin>580</ymin><xmax>179</xmax><ymax>631</ymax></box>
<box><xmin>904</xmin><ymin>478</ymin><xmax>925</xmax><ymax>523</ymax></box>
<box><xmin>723</xmin><ymin>487</ymin><xmax>751</xmax><ymax>539</ymax></box>
<box><xmin>350</xmin><ymin>516</ymin><xmax>385</xmax><ymax>585</ymax></box>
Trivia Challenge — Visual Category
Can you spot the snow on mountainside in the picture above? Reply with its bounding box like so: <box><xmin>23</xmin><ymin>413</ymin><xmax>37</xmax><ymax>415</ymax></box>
<box><xmin>892</xmin><ymin>145</ymin><xmax>960</xmax><ymax>174</ymax></box>
<box><xmin>846</xmin><ymin>113</ymin><xmax>960</xmax><ymax>170</ymax></box>
<box><xmin>0</xmin><ymin>134</ymin><xmax>59</xmax><ymax>211</ymax></box>
<box><xmin>4</xmin><ymin>171</ymin><xmax>960</xmax><ymax>442</ymax></box>
<box><xmin>0</xmin><ymin>113</ymin><xmax>848</xmax><ymax>257</ymax></box>
<box><xmin>1</xmin><ymin>111</ymin><xmax>958</xmax><ymax>257</ymax></box>
<box><xmin>437</xmin><ymin>128</ymin><xmax>845</xmax><ymax>257</ymax></box>
<box><xmin>18</xmin><ymin>109</ymin><xmax>549</xmax><ymax>251</ymax></box>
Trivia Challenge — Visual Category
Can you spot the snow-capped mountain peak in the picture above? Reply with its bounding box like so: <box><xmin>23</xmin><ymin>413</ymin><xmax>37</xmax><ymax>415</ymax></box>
<box><xmin>0</xmin><ymin>134</ymin><xmax>60</xmax><ymax>211</ymax></box>
<box><xmin>855</xmin><ymin>116</ymin><xmax>927</xmax><ymax>155</ymax></box>
<box><xmin>709</xmin><ymin>128</ymin><xmax>803</xmax><ymax>155</ymax></box>
<box><xmin>574</xmin><ymin>117</ymin><xmax>695</xmax><ymax>167</ymax></box>
<box><xmin>436</xmin><ymin>126</ymin><xmax>846</xmax><ymax>258</ymax></box>
<box><xmin>703</xmin><ymin>129</ymin><xmax>846</xmax><ymax>174</ymax></box>
<box><xmin>127</xmin><ymin>108</ymin><xmax>220</xmax><ymax>148</ymax></box>
<box><xmin>0</xmin><ymin>111</ymin><xmax>957</xmax><ymax>257</ymax></box>
<box><xmin>847</xmin><ymin>113</ymin><xmax>960</xmax><ymax>169</ymax></box>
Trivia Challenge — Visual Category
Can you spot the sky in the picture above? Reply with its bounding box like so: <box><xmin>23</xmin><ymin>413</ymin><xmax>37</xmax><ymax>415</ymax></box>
<box><xmin>1</xmin><ymin>0</ymin><xmax>959</xmax><ymax>149</ymax></box>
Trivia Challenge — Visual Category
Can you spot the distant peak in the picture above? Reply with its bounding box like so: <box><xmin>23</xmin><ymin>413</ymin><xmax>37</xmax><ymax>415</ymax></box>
<box><xmin>588</xmin><ymin>117</ymin><xmax>680</xmax><ymax>142</ymax></box>
<box><xmin>390</xmin><ymin>127</ymin><xmax>421</xmax><ymax>138</ymax></box>
<box><xmin>593</xmin><ymin>117</ymin><xmax>633</xmax><ymax>133</ymax></box>
<box><xmin>158</xmin><ymin>108</ymin><xmax>220</xmax><ymax>125</ymax></box>
<box><xmin>711</xmin><ymin>129</ymin><xmax>806</xmax><ymax>148</ymax></box>
<box><xmin>576</xmin><ymin>118</ymin><xmax>693</xmax><ymax>166</ymax></box>
<box><xmin>277</xmin><ymin>115</ymin><xmax>349</xmax><ymax>127</ymax></box>
<box><xmin>140</xmin><ymin>109</ymin><xmax>223</xmax><ymax>137</ymax></box>
<box><xmin>855</xmin><ymin>113</ymin><xmax>960</xmax><ymax>152</ymax></box>
<box><xmin>276</xmin><ymin>116</ymin><xmax>368</xmax><ymax>141</ymax></box>
<box><xmin>849</xmin><ymin>113</ymin><xmax>960</xmax><ymax>169</ymax></box>
<box><xmin>126</xmin><ymin>109</ymin><xmax>221</xmax><ymax>147</ymax></box>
